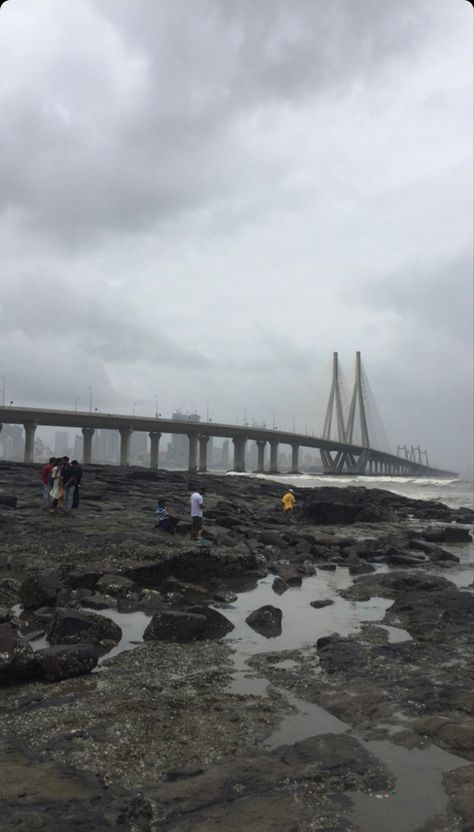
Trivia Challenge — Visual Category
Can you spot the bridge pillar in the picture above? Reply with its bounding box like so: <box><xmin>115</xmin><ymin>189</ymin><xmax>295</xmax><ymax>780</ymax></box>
<box><xmin>149</xmin><ymin>431</ymin><xmax>161</xmax><ymax>469</ymax></box>
<box><xmin>81</xmin><ymin>427</ymin><xmax>95</xmax><ymax>464</ymax></box>
<box><xmin>198</xmin><ymin>435</ymin><xmax>209</xmax><ymax>472</ymax></box>
<box><xmin>290</xmin><ymin>444</ymin><xmax>299</xmax><ymax>474</ymax></box>
<box><xmin>23</xmin><ymin>421</ymin><xmax>37</xmax><ymax>463</ymax></box>
<box><xmin>232</xmin><ymin>436</ymin><xmax>246</xmax><ymax>472</ymax></box>
<box><xmin>188</xmin><ymin>433</ymin><xmax>198</xmax><ymax>471</ymax></box>
<box><xmin>269</xmin><ymin>440</ymin><xmax>279</xmax><ymax>474</ymax></box>
<box><xmin>256</xmin><ymin>440</ymin><xmax>266</xmax><ymax>473</ymax></box>
<box><xmin>119</xmin><ymin>427</ymin><xmax>133</xmax><ymax>466</ymax></box>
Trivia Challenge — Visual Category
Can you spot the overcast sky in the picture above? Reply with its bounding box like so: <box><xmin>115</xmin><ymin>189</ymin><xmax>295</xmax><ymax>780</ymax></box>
<box><xmin>0</xmin><ymin>0</ymin><xmax>472</xmax><ymax>473</ymax></box>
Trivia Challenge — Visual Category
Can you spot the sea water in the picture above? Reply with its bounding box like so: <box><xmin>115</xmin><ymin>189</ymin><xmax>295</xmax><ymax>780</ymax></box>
<box><xmin>229</xmin><ymin>471</ymin><xmax>474</xmax><ymax>511</ymax></box>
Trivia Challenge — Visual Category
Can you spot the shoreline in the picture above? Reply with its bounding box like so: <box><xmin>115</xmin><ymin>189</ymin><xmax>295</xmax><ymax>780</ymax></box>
<box><xmin>1</xmin><ymin>462</ymin><xmax>473</xmax><ymax>831</ymax></box>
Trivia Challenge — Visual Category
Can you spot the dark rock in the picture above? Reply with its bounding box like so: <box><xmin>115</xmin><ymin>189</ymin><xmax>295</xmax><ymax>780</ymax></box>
<box><xmin>186</xmin><ymin>605</ymin><xmax>234</xmax><ymax>638</ymax></box>
<box><xmin>18</xmin><ymin>573</ymin><xmax>63</xmax><ymax>610</ymax></box>
<box><xmin>316</xmin><ymin>633</ymin><xmax>340</xmax><ymax>650</ymax></box>
<box><xmin>386</xmin><ymin>589</ymin><xmax>474</xmax><ymax>641</ymax></box>
<box><xmin>162</xmin><ymin>576</ymin><xmax>210</xmax><ymax>601</ymax></box>
<box><xmin>409</xmin><ymin>540</ymin><xmax>460</xmax><ymax>563</ymax></box>
<box><xmin>0</xmin><ymin>495</ymin><xmax>17</xmax><ymax>508</ymax></box>
<box><xmin>35</xmin><ymin>643</ymin><xmax>100</xmax><ymax>681</ymax></box>
<box><xmin>310</xmin><ymin>599</ymin><xmax>334</xmax><ymax>609</ymax></box>
<box><xmin>341</xmin><ymin>571</ymin><xmax>455</xmax><ymax>601</ymax></box>
<box><xmin>297</xmin><ymin>561</ymin><xmax>316</xmax><ymax>576</ymax></box>
<box><xmin>95</xmin><ymin>574</ymin><xmax>137</xmax><ymax>598</ymax></box>
<box><xmin>23</xmin><ymin>629</ymin><xmax>45</xmax><ymax>642</ymax></box>
<box><xmin>294</xmin><ymin>540</ymin><xmax>312</xmax><ymax>555</ymax></box>
<box><xmin>272</xmin><ymin>565</ymin><xmax>302</xmax><ymax>586</ymax></box>
<box><xmin>318</xmin><ymin>563</ymin><xmax>337</xmax><ymax>571</ymax></box>
<box><xmin>246</xmin><ymin>605</ymin><xmax>282</xmax><ymax>637</ymax></box>
<box><xmin>386</xmin><ymin>553</ymin><xmax>427</xmax><ymax>567</ymax></box>
<box><xmin>272</xmin><ymin>576</ymin><xmax>288</xmax><ymax>595</ymax></box>
<box><xmin>423</xmin><ymin>526</ymin><xmax>472</xmax><ymax>543</ymax></box>
<box><xmin>0</xmin><ymin>577</ymin><xmax>20</xmax><ymax>607</ymax></box>
<box><xmin>212</xmin><ymin>590</ymin><xmax>238</xmax><ymax>603</ymax></box>
<box><xmin>0</xmin><ymin>605</ymin><xmax>12</xmax><ymax>624</ymax></box>
<box><xmin>258</xmin><ymin>531</ymin><xmax>287</xmax><ymax>547</ymax></box>
<box><xmin>317</xmin><ymin>635</ymin><xmax>368</xmax><ymax>674</ymax></box>
<box><xmin>81</xmin><ymin>594</ymin><xmax>117</xmax><ymax>611</ymax></box>
<box><xmin>65</xmin><ymin>570</ymin><xmax>104</xmax><ymax>590</ymax></box>
<box><xmin>48</xmin><ymin>608</ymin><xmax>122</xmax><ymax>647</ymax></box>
<box><xmin>0</xmin><ymin>623</ymin><xmax>37</xmax><ymax>684</ymax></box>
<box><xmin>303</xmin><ymin>488</ymin><xmax>395</xmax><ymax>525</ymax></box>
<box><xmin>347</xmin><ymin>555</ymin><xmax>376</xmax><ymax>576</ymax></box>
<box><xmin>143</xmin><ymin>610</ymin><xmax>207</xmax><ymax>642</ymax></box>
<box><xmin>128</xmin><ymin>470</ymin><xmax>159</xmax><ymax>481</ymax></box>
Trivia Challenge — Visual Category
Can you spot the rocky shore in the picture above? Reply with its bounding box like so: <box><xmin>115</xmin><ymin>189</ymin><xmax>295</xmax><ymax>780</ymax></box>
<box><xmin>0</xmin><ymin>462</ymin><xmax>473</xmax><ymax>831</ymax></box>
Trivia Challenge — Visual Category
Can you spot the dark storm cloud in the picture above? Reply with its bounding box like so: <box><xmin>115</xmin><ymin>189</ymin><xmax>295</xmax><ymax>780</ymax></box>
<box><xmin>0</xmin><ymin>0</ymin><xmax>428</xmax><ymax>246</ymax></box>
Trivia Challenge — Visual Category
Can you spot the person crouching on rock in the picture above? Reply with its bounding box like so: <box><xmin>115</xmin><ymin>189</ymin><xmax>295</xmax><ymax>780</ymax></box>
<box><xmin>281</xmin><ymin>488</ymin><xmax>296</xmax><ymax>524</ymax></box>
<box><xmin>155</xmin><ymin>498</ymin><xmax>179</xmax><ymax>534</ymax></box>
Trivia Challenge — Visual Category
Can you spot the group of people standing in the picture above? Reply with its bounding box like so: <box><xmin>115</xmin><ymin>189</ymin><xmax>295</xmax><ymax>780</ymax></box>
<box><xmin>41</xmin><ymin>457</ymin><xmax>83</xmax><ymax>514</ymax></box>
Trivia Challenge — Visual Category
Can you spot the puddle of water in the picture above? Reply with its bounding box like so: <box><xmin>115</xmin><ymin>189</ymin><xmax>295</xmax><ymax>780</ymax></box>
<box><xmin>350</xmin><ymin>739</ymin><xmax>468</xmax><ymax>832</ymax></box>
<box><xmin>378</xmin><ymin>624</ymin><xmax>412</xmax><ymax>644</ymax></box>
<box><xmin>265</xmin><ymin>688</ymin><xmax>348</xmax><ymax>748</ymax></box>
<box><xmin>97</xmin><ymin>608</ymin><xmax>152</xmax><ymax>662</ymax></box>
<box><xmin>227</xmin><ymin>652</ymin><xmax>269</xmax><ymax>697</ymax></box>
<box><xmin>222</xmin><ymin>571</ymin><xmax>394</xmax><ymax>655</ymax></box>
<box><xmin>431</xmin><ymin>541</ymin><xmax>474</xmax><ymax>588</ymax></box>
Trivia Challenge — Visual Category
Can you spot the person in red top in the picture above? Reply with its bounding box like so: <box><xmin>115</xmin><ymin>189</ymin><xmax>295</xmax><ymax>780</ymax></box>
<box><xmin>41</xmin><ymin>457</ymin><xmax>56</xmax><ymax>510</ymax></box>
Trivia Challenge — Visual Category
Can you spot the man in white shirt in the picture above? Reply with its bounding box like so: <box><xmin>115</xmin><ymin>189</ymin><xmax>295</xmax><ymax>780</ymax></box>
<box><xmin>190</xmin><ymin>488</ymin><xmax>204</xmax><ymax>540</ymax></box>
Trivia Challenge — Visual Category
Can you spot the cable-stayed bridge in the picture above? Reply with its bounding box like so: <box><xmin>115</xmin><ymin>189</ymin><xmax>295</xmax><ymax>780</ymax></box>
<box><xmin>0</xmin><ymin>354</ymin><xmax>456</xmax><ymax>477</ymax></box>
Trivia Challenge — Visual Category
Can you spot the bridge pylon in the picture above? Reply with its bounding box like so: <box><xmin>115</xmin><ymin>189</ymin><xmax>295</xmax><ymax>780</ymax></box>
<box><xmin>322</xmin><ymin>352</ymin><xmax>346</xmax><ymax>442</ymax></box>
<box><xmin>346</xmin><ymin>351</ymin><xmax>370</xmax><ymax>448</ymax></box>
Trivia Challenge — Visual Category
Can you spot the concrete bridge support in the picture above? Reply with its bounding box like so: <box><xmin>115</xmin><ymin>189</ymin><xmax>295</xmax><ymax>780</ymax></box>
<box><xmin>269</xmin><ymin>440</ymin><xmax>279</xmax><ymax>474</ymax></box>
<box><xmin>119</xmin><ymin>427</ymin><xmax>133</xmax><ymax>466</ymax></box>
<box><xmin>149</xmin><ymin>432</ymin><xmax>161</xmax><ymax>469</ymax></box>
<box><xmin>23</xmin><ymin>421</ymin><xmax>36</xmax><ymax>463</ymax></box>
<box><xmin>233</xmin><ymin>437</ymin><xmax>246</xmax><ymax>472</ymax></box>
<box><xmin>198</xmin><ymin>435</ymin><xmax>209</xmax><ymax>472</ymax></box>
<box><xmin>256</xmin><ymin>440</ymin><xmax>266</xmax><ymax>473</ymax></box>
<box><xmin>187</xmin><ymin>433</ymin><xmax>198</xmax><ymax>471</ymax></box>
<box><xmin>290</xmin><ymin>444</ymin><xmax>300</xmax><ymax>474</ymax></box>
<box><xmin>81</xmin><ymin>427</ymin><xmax>95</xmax><ymax>465</ymax></box>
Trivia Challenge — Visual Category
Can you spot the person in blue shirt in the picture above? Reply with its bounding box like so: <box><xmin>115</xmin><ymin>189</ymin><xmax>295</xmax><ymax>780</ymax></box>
<box><xmin>155</xmin><ymin>497</ymin><xmax>179</xmax><ymax>534</ymax></box>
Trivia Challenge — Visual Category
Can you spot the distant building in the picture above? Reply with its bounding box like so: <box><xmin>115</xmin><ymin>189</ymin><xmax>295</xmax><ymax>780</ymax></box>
<box><xmin>130</xmin><ymin>431</ymin><xmax>148</xmax><ymax>465</ymax></box>
<box><xmin>0</xmin><ymin>424</ymin><xmax>23</xmax><ymax>460</ymax></box>
<box><xmin>54</xmin><ymin>431</ymin><xmax>69</xmax><ymax>457</ymax></box>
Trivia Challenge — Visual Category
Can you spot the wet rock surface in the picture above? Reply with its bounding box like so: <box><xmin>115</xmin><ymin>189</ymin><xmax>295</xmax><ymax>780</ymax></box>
<box><xmin>0</xmin><ymin>462</ymin><xmax>473</xmax><ymax>830</ymax></box>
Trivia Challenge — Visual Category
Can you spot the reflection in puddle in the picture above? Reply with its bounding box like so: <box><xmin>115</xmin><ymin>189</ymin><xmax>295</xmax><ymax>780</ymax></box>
<box><xmin>98</xmin><ymin>609</ymin><xmax>152</xmax><ymax>662</ymax></box>
<box><xmin>265</xmin><ymin>689</ymin><xmax>348</xmax><ymax>748</ymax></box>
<box><xmin>351</xmin><ymin>740</ymin><xmax>468</xmax><ymax>832</ymax></box>
<box><xmin>223</xmin><ymin>570</ymin><xmax>395</xmax><ymax>654</ymax></box>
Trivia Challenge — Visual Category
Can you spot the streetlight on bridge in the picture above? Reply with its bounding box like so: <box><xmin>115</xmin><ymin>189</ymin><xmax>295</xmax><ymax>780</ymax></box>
<box><xmin>132</xmin><ymin>402</ymin><xmax>138</xmax><ymax>416</ymax></box>
<box><xmin>75</xmin><ymin>396</ymin><xmax>80</xmax><ymax>412</ymax></box>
